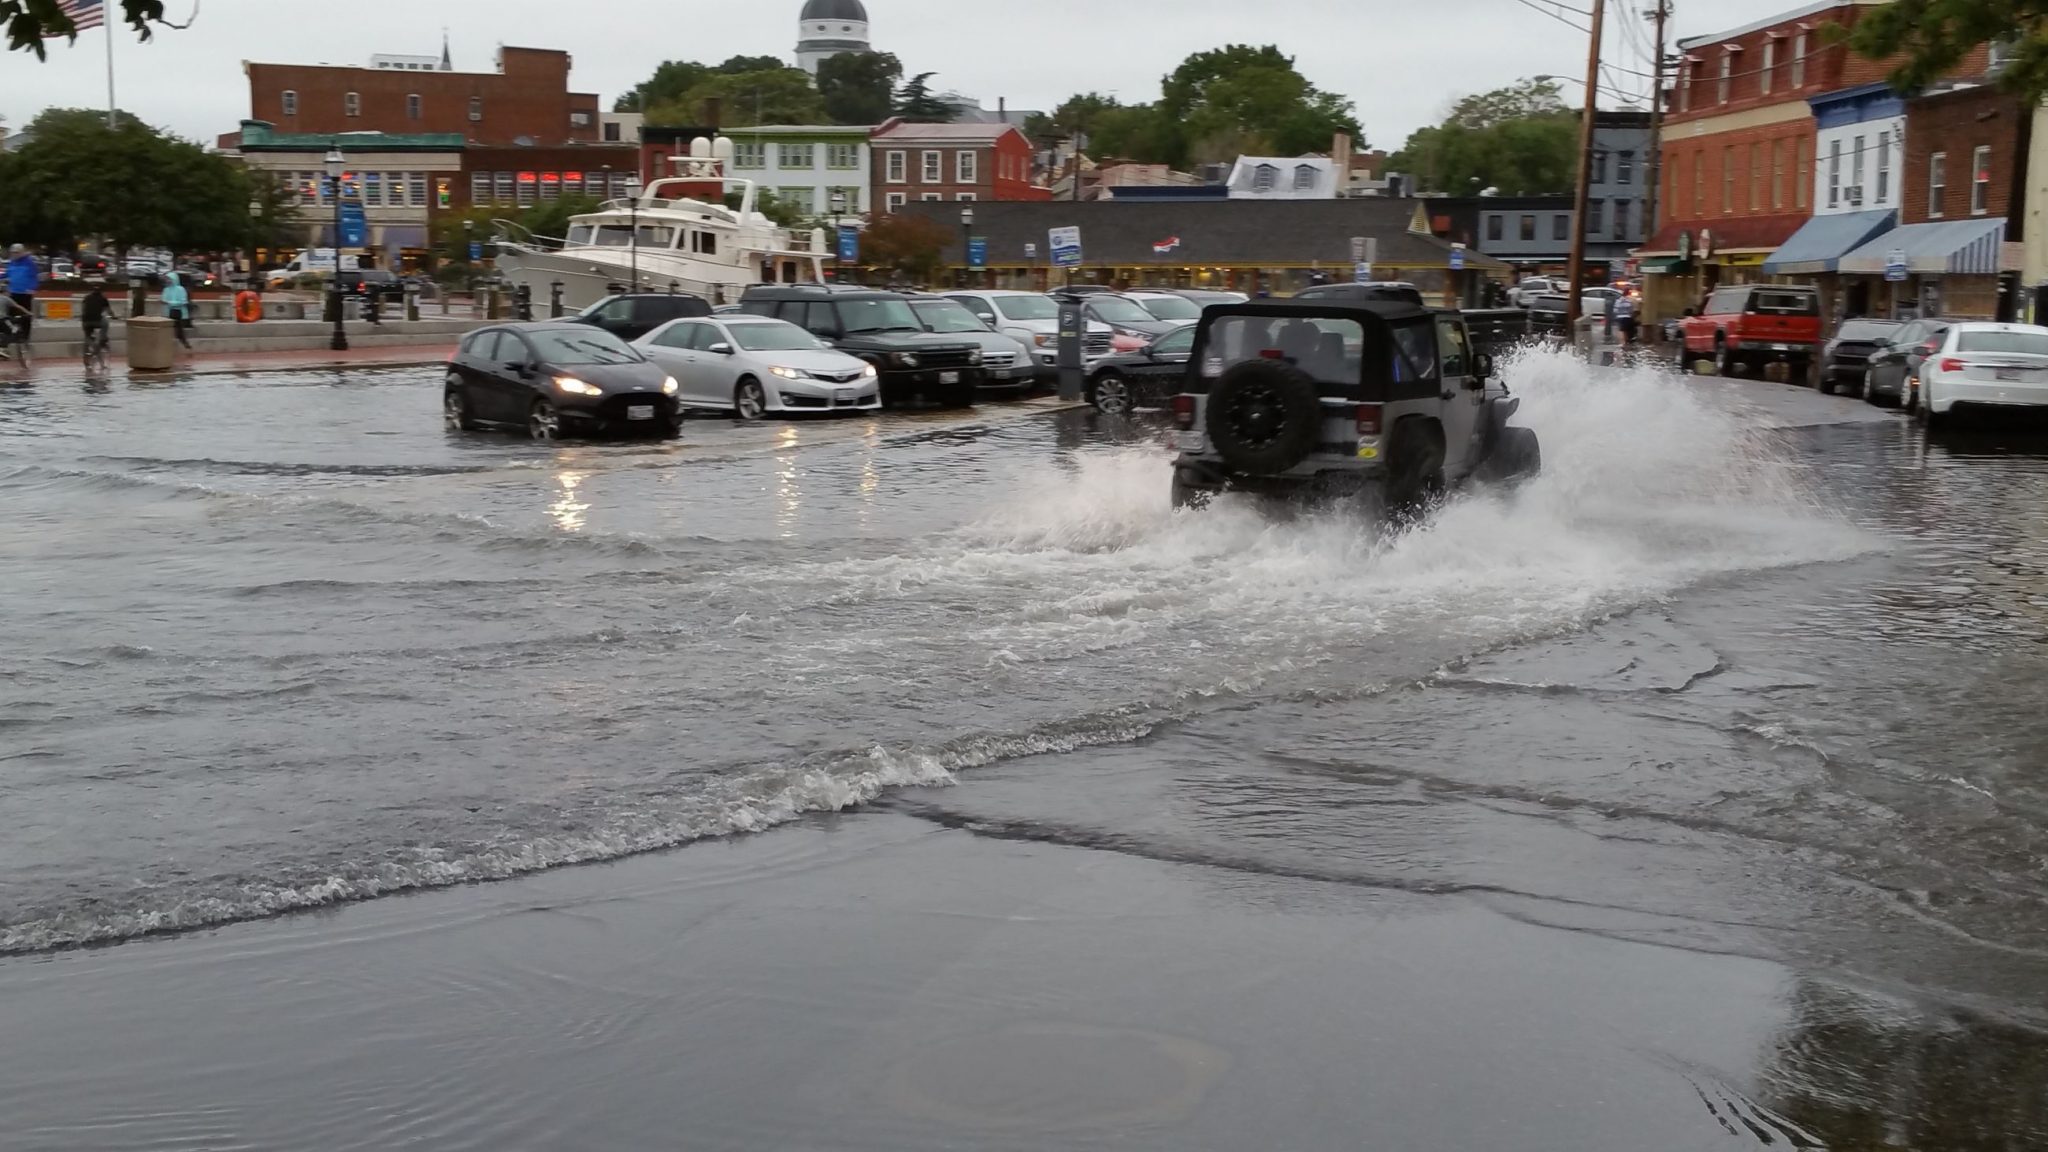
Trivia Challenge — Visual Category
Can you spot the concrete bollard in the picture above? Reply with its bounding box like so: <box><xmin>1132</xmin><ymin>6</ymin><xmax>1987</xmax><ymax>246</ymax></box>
<box><xmin>404</xmin><ymin>284</ymin><xmax>421</xmax><ymax>322</ymax></box>
<box><xmin>125</xmin><ymin>316</ymin><xmax>175</xmax><ymax>371</ymax></box>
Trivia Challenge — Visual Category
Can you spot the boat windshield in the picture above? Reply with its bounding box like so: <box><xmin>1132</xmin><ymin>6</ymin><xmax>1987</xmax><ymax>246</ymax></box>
<box><xmin>590</xmin><ymin>225</ymin><xmax>679</xmax><ymax>248</ymax></box>
<box><xmin>566</xmin><ymin>225</ymin><xmax>594</xmax><ymax>246</ymax></box>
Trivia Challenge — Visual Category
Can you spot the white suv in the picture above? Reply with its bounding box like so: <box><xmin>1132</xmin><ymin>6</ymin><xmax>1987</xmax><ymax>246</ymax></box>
<box><xmin>945</xmin><ymin>290</ymin><xmax>1113</xmax><ymax>382</ymax></box>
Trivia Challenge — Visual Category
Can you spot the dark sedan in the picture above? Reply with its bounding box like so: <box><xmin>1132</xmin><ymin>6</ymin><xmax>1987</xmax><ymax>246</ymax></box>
<box><xmin>1864</xmin><ymin>317</ymin><xmax>1958</xmax><ymax>409</ymax></box>
<box><xmin>1818</xmin><ymin>318</ymin><xmax>1904</xmax><ymax>396</ymax></box>
<box><xmin>1085</xmin><ymin>322</ymin><xmax>1194</xmax><ymax>414</ymax></box>
<box><xmin>1082</xmin><ymin>293</ymin><xmax>1184</xmax><ymax>352</ymax></box>
<box><xmin>444</xmin><ymin>322</ymin><xmax>681</xmax><ymax>440</ymax></box>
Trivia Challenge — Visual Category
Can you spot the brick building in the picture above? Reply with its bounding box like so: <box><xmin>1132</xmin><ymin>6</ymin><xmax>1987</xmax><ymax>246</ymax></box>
<box><xmin>869</xmin><ymin>119</ymin><xmax>1051</xmax><ymax>212</ymax></box>
<box><xmin>457</xmin><ymin>145</ymin><xmax>645</xmax><ymax>215</ymax></box>
<box><xmin>245</xmin><ymin>47</ymin><xmax>601</xmax><ymax>148</ymax></box>
<box><xmin>224</xmin><ymin>121</ymin><xmax>464</xmax><ymax>268</ymax></box>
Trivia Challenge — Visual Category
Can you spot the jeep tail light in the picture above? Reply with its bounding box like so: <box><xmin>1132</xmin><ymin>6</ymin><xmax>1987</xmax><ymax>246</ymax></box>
<box><xmin>1259</xmin><ymin>348</ymin><xmax>1284</xmax><ymax>360</ymax></box>
<box><xmin>1938</xmin><ymin>357</ymin><xmax>1964</xmax><ymax>373</ymax></box>
<box><xmin>1172</xmin><ymin>394</ymin><xmax>1196</xmax><ymax>430</ymax></box>
<box><xmin>1355</xmin><ymin>403</ymin><xmax>1383</xmax><ymax>436</ymax></box>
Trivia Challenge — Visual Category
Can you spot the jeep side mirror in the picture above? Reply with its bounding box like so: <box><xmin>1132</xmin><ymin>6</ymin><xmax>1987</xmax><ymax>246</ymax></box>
<box><xmin>1472</xmin><ymin>352</ymin><xmax>1495</xmax><ymax>379</ymax></box>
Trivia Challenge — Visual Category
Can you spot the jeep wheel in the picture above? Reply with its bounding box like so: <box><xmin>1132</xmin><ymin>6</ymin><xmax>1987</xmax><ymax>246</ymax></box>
<box><xmin>1475</xmin><ymin>425</ymin><xmax>1542</xmax><ymax>486</ymax></box>
<box><xmin>1204</xmin><ymin>360</ymin><xmax>1322</xmax><ymax>474</ymax></box>
<box><xmin>1384</xmin><ymin>419</ymin><xmax>1446</xmax><ymax>517</ymax></box>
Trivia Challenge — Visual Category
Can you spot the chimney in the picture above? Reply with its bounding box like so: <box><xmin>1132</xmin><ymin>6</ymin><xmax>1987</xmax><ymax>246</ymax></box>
<box><xmin>998</xmin><ymin>96</ymin><xmax>1007</xmax><ymax>122</ymax></box>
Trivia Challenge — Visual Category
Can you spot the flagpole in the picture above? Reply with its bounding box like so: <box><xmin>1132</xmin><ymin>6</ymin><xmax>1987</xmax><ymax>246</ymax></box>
<box><xmin>104</xmin><ymin>7</ymin><xmax>115</xmax><ymax>129</ymax></box>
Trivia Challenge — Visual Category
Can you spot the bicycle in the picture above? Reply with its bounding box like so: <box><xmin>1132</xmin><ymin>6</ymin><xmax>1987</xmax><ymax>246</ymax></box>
<box><xmin>82</xmin><ymin>320</ymin><xmax>110</xmax><ymax>374</ymax></box>
<box><xmin>0</xmin><ymin>303</ymin><xmax>30</xmax><ymax>371</ymax></box>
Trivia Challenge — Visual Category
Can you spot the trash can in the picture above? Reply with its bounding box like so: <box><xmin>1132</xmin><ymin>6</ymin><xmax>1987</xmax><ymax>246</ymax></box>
<box><xmin>126</xmin><ymin>315</ymin><xmax>176</xmax><ymax>371</ymax></box>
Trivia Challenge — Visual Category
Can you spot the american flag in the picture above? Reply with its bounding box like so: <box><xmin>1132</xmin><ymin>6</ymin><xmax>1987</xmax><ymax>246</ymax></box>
<box><xmin>49</xmin><ymin>0</ymin><xmax>106</xmax><ymax>35</ymax></box>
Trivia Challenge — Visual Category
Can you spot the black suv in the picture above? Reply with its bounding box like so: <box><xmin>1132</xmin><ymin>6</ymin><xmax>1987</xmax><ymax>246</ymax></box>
<box><xmin>1169</xmin><ymin>299</ymin><xmax>1541</xmax><ymax>513</ymax></box>
<box><xmin>341</xmin><ymin>268</ymin><xmax>403</xmax><ymax>302</ymax></box>
<box><xmin>738</xmin><ymin>285</ymin><xmax>983</xmax><ymax>407</ymax></box>
<box><xmin>572</xmin><ymin>292</ymin><xmax>713</xmax><ymax>342</ymax></box>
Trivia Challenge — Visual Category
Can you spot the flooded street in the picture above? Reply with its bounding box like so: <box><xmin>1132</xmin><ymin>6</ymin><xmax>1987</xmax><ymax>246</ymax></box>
<box><xmin>4</xmin><ymin>350</ymin><xmax>2048</xmax><ymax>1149</ymax></box>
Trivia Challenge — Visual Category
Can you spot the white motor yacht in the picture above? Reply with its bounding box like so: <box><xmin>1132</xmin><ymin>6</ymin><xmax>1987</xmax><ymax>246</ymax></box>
<box><xmin>493</xmin><ymin>136</ymin><xmax>827</xmax><ymax>311</ymax></box>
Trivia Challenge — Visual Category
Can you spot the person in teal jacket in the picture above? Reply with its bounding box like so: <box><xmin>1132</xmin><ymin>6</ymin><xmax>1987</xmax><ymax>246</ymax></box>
<box><xmin>160</xmin><ymin>271</ymin><xmax>193</xmax><ymax>351</ymax></box>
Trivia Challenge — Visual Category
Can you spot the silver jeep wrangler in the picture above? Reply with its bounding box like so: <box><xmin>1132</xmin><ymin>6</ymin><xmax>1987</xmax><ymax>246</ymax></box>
<box><xmin>1168</xmin><ymin>299</ymin><xmax>1540</xmax><ymax>510</ymax></box>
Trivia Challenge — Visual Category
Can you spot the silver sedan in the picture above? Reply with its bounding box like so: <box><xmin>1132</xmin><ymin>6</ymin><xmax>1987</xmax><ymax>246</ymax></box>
<box><xmin>636</xmin><ymin>316</ymin><xmax>880</xmax><ymax>420</ymax></box>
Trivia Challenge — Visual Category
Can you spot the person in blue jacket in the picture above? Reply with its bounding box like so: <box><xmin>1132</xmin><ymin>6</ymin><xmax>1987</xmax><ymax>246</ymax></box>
<box><xmin>4</xmin><ymin>244</ymin><xmax>39</xmax><ymax>346</ymax></box>
<box><xmin>160</xmin><ymin>271</ymin><xmax>193</xmax><ymax>351</ymax></box>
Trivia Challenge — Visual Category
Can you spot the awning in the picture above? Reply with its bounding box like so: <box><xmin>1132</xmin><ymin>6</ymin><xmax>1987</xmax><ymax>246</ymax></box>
<box><xmin>1760</xmin><ymin>208</ymin><xmax>1896</xmax><ymax>275</ymax></box>
<box><xmin>379</xmin><ymin>225</ymin><xmax>430</xmax><ymax>250</ymax></box>
<box><xmin>1839</xmin><ymin>217</ymin><xmax>2008</xmax><ymax>276</ymax></box>
<box><xmin>1637</xmin><ymin>256</ymin><xmax>1689</xmax><ymax>273</ymax></box>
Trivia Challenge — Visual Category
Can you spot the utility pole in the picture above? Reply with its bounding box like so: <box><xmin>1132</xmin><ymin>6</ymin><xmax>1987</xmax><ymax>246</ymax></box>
<box><xmin>1565</xmin><ymin>0</ymin><xmax>1607</xmax><ymax>333</ymax></box>
<box><xmin>1645</xmin><ymin>0</ymin><xmax>1670</xmax><ymax>249</ymax></box>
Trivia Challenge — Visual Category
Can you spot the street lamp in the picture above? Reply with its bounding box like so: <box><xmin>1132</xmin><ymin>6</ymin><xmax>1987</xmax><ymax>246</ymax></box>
<box><xmin>624</xmin><ymin>172</ymin><xmax>645</xmax><ymax>291</ymax></box>
<box><xmin>829</xmin><ymin>189</ymin><xmax>848</xmax><ymax>283</ymax></box>
<box><xmin>960</xmin><ymin>206</ymin><xmax>975</xmax><ymax>288</ymax></box>
<box><xmin>324</xmin><ymin>145</ymin><xmax>348</xmax><ymax>351</ymax></box>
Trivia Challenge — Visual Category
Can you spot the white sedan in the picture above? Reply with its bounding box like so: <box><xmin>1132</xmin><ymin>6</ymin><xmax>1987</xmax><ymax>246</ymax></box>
<box><xmin>635</xmin><ymin>315</ymin><xmax>880</xmax><ymax>420</ymax></box>
<box><xmin>1919</xmin><ymin>322</ymin><xmax>2048</xmax><ymax>429</ymax></box>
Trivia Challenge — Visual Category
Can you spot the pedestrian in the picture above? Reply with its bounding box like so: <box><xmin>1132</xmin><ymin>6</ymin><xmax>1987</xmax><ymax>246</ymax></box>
<box><xmin>1613</xmin><ymin>290</ymin><xmax>1639</xmax><ymax>346</ymax></box>
<box><xmin>5</xmin><ymin>243</ymin><xmax>39</xmax><ymax>349</ymax></box>
<box><xmin>160</xmin><ymin>270</ymin><xmax>193</xmax><ymax>352</ymax></box>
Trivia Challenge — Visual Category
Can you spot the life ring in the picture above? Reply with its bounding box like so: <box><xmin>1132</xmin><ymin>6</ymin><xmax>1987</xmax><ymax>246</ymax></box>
<box><xmin>233</xmin><ymin>290</ymin><xmax>263</xmax><ymax>324</ymax></box>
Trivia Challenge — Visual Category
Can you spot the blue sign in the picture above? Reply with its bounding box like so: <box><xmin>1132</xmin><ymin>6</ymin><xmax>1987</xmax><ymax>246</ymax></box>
<box><xmin>1049</xmin><ymin>226</ymin><xmax>1083</xmax><ymax>269</ymax></box>
<box><xmin>967</xmin><ymin>237</ymin><xmax>987</xmax><ymax>270</ymax></box>
<box><xmin>1353</xmin><ymin>261</ymin><xmax>1372</xmax><ymax>283</ymax></box>
<box><xmin>1885</xmin><ymin>248</ymin><xmax>1908</xmax><ymax>283</ymax></box>
<box><xmin>837</xmin><ymin>226</ymin><xmax>860</xmax><ymax>263</ymax></box>
<box><xmin>338</xmin><ymin>203</ymin><xmax>368</xmax><ymax>247</ymax></box>
<box><xmin>1449</xmin><ymin>245</ymin><xmax>1466</xmax><ymax>271</ymax></box>
<box><xmin>469</xmin><ymin>241</ymin><xmax>484</xmax><ymax>261</ymax></box>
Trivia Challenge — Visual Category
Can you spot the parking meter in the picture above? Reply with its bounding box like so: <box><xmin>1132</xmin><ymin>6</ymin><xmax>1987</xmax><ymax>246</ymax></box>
<box><xmin>1054</xmin><ymin>292</ymin><xmax>1085</xmax><ymax>402</ymax></box>
<box><xmin>549</xmin><ymin>281</ymin><xmax>564</xmax><ymax>319</ymax></box>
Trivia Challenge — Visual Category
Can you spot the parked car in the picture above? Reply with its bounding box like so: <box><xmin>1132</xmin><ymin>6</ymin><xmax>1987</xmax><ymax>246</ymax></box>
<box><xmin>340</xmin><ymin>268</ymin><xmax>403</xmax><ymax>303</ymax></box>
<box><xmin>636</xmin><ymin>314</ymin><xmax>878</xmax><ymax>419</ymax></box>
<box><xmin>944</xmin><ymin>289</ymin><xmax>1113</xmax><ymax>381</ymax></box>
<box><xmin>1171</xmin><ymin>289</ymin><xmax>1250</xmax><ymax>307</ymax></box>
<box><xmin>738</xmin><ymin>285</ymin><xmax>982</xmax><ymax>407</ymax></box>
<box><xmin>901</xmin><ymin>295</ymin><xmax>1034</xmax><ymax>393</ymax></box>
<box><xmin>1679</xmin><ymin>284</ymin><xmax>1822</xmax><ymax>377</ymax></box>
<box><xmin>1864</xmin><ymin>317</ymin><xmax>1958</xmax><ymax>408</ymax></box>
<box><xmin>1123</xmin><ymin>290</ymin><xmax>1205</xmax><ymax>323</ymax></box>
<box><xmin>443</xmin><ymin>322</ymin><xmax>681</xmax><ymax>440</ymax></box>
<box><xmin>1510</xmin><ymin>277</ymin><xmax>1562</xmax><ymax>308</ymax></box>
<box><xmin>1086</xmin><ymin>322</ymin><xmax>1195</xmax><ymax>414</ymax></box>
<box><xmin>570</xmin><ymin>291</ymin><xmax>713</xmax><ymax>342</ymax></box>
<box><xmin>1295</xmin><ymin>281</ymin><xmax>1426</xmax><ymax>306</ymax></box>
<box><xmin>1081</xmin><ymin>292</ymin><xmax>1182</xmax><ymax>352</ymax></box>
<box><xmin>1818</xmin><ymin>318</ymin><xmax>1905</xmax><ymax>396</ymax></box>
<box><xmin>1526</xmin><ymin>293</ymin><xmax>1572</xmax><ymax>338</ymax></box>
<box><xmin>1915</xmin><ymin>323</ymin><xmax>2048</xmax><ymax>429</ymax></box>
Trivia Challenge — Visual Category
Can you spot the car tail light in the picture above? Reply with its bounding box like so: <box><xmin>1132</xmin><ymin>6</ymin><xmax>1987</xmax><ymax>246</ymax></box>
<box><xmin>1172</xmin><ymin>394</ymin><xmax>1196</xmax><ymax>430</ymax></box>
<box><xmin>1920</xmin><ymin>340</ymin><xmax>1939</xmax><ymax>354</ymax></box>
<box><xmin>1938</xmin><ymin>357</ymin><xmax>1963</xmax><ymax>373</ymax></box>
<box><xmin>1355</xmin><ymin>403</ymin><xmax>1383</xmax><ymax>436</ymax></box>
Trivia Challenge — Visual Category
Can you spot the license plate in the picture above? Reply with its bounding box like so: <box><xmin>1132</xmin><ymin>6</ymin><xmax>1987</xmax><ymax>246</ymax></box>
<box><xmin>938</xmin><ymin>371</ymin><xmax>960</xmax><ymax>384</ymax></box>
<box><xmin>1770</xmin><ymin>343</ymin><xmax>1792</xmax><ymax>351</ymax></box>
<box><xmin>989</xmin><ymin>369</ymin><xmax>1011</xmax><ymax>380</ymax></box>
<box><xmin>1997</xmin><ymin>367</ymin><xmax>2023</xmax><ymax>382</ymax></box>
<box><xmin>835</xmin><ymin>388</ymin><xmax>854</xmax><ymax>402</ymax></box>
<box><xmin>627</xmin><ymin>405</ymin><xmax>655</xmax><ymax>420</ymax></box>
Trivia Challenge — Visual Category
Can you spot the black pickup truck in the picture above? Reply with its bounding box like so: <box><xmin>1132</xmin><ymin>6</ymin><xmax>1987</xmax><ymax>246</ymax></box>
<box><xmin>738</xmin><ymin>285</ymin><xmax>983</xmax><ymax>407</ymax></box>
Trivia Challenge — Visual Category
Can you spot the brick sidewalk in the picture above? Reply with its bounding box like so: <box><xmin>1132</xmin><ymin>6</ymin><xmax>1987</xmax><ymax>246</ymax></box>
<box><xmin>2</xmin><ymin>343</ymin><xmax>454</xmax><ymax>384</ymax></box>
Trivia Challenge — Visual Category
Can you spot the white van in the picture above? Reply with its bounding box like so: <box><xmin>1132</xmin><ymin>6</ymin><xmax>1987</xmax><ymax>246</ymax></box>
<box><xmin>266</xmin><ymin>250</ymin><xmax>366</xmax><ymax>286</ymax></box>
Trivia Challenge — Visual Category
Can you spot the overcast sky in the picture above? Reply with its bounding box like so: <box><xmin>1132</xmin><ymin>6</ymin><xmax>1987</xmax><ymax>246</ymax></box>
<box><xmin>3</xmin><ymin>0</ymin><xmax>1801</xmax><ymax>150</ymax></box>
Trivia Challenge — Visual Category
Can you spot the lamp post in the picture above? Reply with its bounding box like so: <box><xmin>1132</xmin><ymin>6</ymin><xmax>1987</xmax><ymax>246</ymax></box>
<box><xmin>960</xmin><ymin>206</ymin><xmax>975</xmax><ymax>289</ymax></box>
<box><xmin>829</xmin><ymin>189</ymin><xmax>847</xmax><ymax>283</ymax></box>
<box><xmin>324</xmin><ymin>145</ymin><xmax>348</xmax><ymax>351</ymax></box>
<box><xmin>625</xmin><ymin>172</ymin><xmax>645</xmax><ymax>291</ymax></box>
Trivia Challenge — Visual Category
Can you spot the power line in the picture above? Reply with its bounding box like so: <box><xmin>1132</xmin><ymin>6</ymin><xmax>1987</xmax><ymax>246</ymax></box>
<box><xmin>1512</xmin><ymin>0</ymin><xmax>1588</xmax><ymax>34</ymax></box>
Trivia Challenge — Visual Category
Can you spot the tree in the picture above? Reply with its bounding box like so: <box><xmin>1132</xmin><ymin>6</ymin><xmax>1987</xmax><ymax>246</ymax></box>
<box><xmin>859</xmin><ymin>212</ymin><xmax>949</xmax><ymax>282</ymax></box>
<box><xmin>893</xmin><ymin>72</ymin><xmax>955</xmax><ymax>123</ymax></box>
<box><xmin>618</xmin><ymin>55</ymin><xmax>823</xmax><ymax>117</ymax></box>
<box><xmin>650</xmin><ymin>66</ymin><xmax>825</xmax><ymax>128</ymax></box>
<box><xmin>1845</xmin><ymin>1</ymin><xmax>2048</xmax><ymax>102</ymax></box>
<box><xmin>817</xmin><ymin>50</ymin><xmax>903</xmax><ymax>125</ymax></box>
<box><xmin>1389</xmin><ymin>78</ymin><xmax>1578</xmax><ymax>196</ymax></box>
<box><xmin>0</xmin><ymin>107</ymin><xmax>261</xmax><ymax>254</ymax></box>
<box><xmin>5</xmin><ymin>0</ymin><xmax>168</xmax><ymax>59</ymax></box>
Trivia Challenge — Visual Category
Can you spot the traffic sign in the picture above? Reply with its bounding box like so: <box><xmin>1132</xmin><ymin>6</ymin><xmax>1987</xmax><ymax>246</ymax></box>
<box><xmin>1350</xmin><ymin>235</ymin><xmax>1367</xmax><ymax>263</ymax></box>
<box><xmin>1449</xmin><ymin>242</ymin><xmax>1466</xmax><ymax>271</ymax></box>
<box><xmin>1353</xmin><ymin>261</ymin><xmax>1373</xmax><ymax>283</ymax></box>
<box><xmin>469</xmin><ymin>241</ymin><xmax>484</xmax><ymax>261</ymax></box>
<box><xmin>1024</xmin><ymin>242</ymin><xmax>1038</xmax><ymax>260</ymax></box>
<box><xmin>967</xmin><ymin>237</ymin><xmax>988</xmax><ymax>270</ymax></box>
<box><xmin>1885</xmin><ymin>248</ymin><xmax>1908</xmax><ymax>282</ymax></box>
<box><xmin>1049</xmin><ymin>226</ymin><xmax>1083</xmax><ymax>268</ymax></box>
<box><xmin>837</xmin><ymin>226</ymin><xmax>860</xmax><ymax>263</ymax></box>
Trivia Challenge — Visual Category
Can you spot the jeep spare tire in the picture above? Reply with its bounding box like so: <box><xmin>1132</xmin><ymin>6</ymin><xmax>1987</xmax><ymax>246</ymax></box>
<box><xmin>1204</xmin><ymin>359</ymin><xmax>1323</xmax><ymax>474</ymax></box>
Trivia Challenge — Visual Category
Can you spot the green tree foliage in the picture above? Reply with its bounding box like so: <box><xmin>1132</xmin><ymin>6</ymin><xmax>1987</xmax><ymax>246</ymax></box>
<box><xmin>0</xmin><ymin>107</ymin><xmax>261</xmax><ymax>253</ymax></box>
<box><xmin>1844</xmin><ymin>1</ymin><xmax>2048</xmax><ymax>101</ymax></box>
<box><xmin>1037</xmin><ymin>46</ymin><xmax>1359</xmax><ymax>169</ymax></box>
<box><xmin>619</xmin><ymin>55</ymin><xmax>823</xmax><ymax>119</ymax></box>
<box><xmin>649</xmin><ymin>67</ymin><xmax>825</xmax><ymax>128</ymax></box>
<box><xmin>892</xmin><ymin>72</ymin><xmax>956</xmax><ymax>123</ymax></box>
<box><xmin>5</xmin><ymin>0</ymin><xmax>164</xmax><ymax>58</ymax></box>
<box><xmin>731</xmin><ymin>188</ymin><xmax>805</xmax><ymax>228</ymax></box>
<box><xmin>1389</xmin><ymin>78</ymin><xmax>1578</xmax><ymax>196</ymax></box>
<box><xmin>859</xmin><ymin>212</ymin><xmax>949</xmax><ymax>281</ymax></box>
<box><xmin>430</xmin><ymin>195</ymin><xmax>604</xmax><ymax>257</ymax></box>
<box><xmin>816</xmin><ymin>50</ymin><xmax>903</xmax><ymax>125</ymax></box>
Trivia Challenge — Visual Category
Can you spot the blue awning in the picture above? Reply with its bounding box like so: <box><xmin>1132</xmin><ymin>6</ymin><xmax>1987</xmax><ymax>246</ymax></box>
<box><xmin>1839</xmin><ymin>217</ymin><xmax>2008</xmax><ymax>276</ymax></box>
<box><xmin>1759</xmin><ymin>208</ymin><xmax>1896</xmax><ymax>275</ymax></box>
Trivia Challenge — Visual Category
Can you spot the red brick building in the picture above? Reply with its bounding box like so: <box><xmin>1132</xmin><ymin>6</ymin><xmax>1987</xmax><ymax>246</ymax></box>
<box><xmin>456</xmin><ymin>145</ymin><xmax>645</xmax><ymax>214</ymax></box>
<box><xmin>245</xmin><ymin>47</ymin><xmax>601</xmax><ymax>148</ymax></box>
<box><xmin>869</xmin><ymin>119</ymin><xmax>1050</xmax><ymax>212</ymax></box>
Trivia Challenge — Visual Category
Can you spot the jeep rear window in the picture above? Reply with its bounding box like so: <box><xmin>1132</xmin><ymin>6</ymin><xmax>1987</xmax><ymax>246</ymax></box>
<box><xmin>1748</xmin><ymin>291</ymin><xmax>1818</xmax><ymax>316</ymax></box>
<box><xmin>1201</xmin><ymin>316</ymin><xmax>1364</xmax><ymax>386</ymax></box>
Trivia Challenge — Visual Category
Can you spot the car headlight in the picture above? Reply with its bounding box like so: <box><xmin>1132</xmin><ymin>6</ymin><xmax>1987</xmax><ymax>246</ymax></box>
<box><xmin>1115</xmin><ymin>326</ymin><xmax>1145</xmax><ymax>337</ymax></box>
<box><xmin>661</xmin><ymin>376</ymin><xmax>679</xmax><ymax>395</ymax></box>
<box><xmin>1032</xmin><ymin>333</ymin><xmax>1053</xmax><ymax>347</ymax></box>
<box><xmin>860</xmin><ymin>363</ymin><xmax>878</xmax><ymax>378</ymax></box>
<box><xmin>967</xmin><ymin>349</ymin><xmax>983</xmax><ymax>365</ymax></box>
<box><xmin>553</xmin><ymin>376</ymin><xmax>603</xmax><ymax>397</ymax></box>
<box><xmin>891</xmin><ymin>352</ymin><xmax>919</xmax><ymax>368</ymax></box>
<box><xmin>769</xmin><ymin>365</ymin><xmax>807</xmax><ymax>380</ymax></box>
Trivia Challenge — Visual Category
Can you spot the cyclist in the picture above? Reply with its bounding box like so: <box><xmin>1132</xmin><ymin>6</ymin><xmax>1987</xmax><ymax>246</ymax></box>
<box><xmin>79</xmin><ymin>280</ymin><xmax>112</xmax><ymax>368</ymax></box>
<box><xmin>4</xmin><ymin>243</ymin><xmax>38</xmax><ymax>350</ymax></box>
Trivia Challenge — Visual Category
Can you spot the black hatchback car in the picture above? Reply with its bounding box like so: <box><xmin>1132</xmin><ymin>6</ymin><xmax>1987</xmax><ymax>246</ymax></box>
<box><xmin>444</xmin><ymin>322</ymin><xmax>681</xmax><ymax>440</ymax></box>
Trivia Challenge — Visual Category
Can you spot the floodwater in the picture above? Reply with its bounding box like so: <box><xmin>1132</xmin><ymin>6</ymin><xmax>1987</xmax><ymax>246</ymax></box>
<box><xmin>3</xmin><ymin>350</ymin><xmax>2048</xmax><ymax>1149</ymax></box>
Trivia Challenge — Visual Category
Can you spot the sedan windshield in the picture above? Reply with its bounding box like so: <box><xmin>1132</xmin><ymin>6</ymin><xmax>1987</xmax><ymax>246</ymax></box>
<box><xmin>730</xmin><ymin>322</ymin><xmax>827</xmax><ymax>352</ymax></box>
<box><xmin>1135</xmin><ymin>295</ymin><xmax>1201</xmax><ymax>321</ymax></box>
<box><xmin>1089</xmin><ymin>296</ymin><xmax>1157</xmax><ymax>325</ymax></box>
<box><xmin>530</xmin><ymin>329</ymin><xmax>644</xmax><ymax>365</ymax></box>
<box><xmin>910</xmin><ymin>301</ymin><xmax>990</xmax><ymax>333</ymax></box>
<box><xmin>1957</xmin><ymin>330</ymin><xmax>2048</xmax><ymax>355</ymax></box>
<box><xmin>838</xmin><ymin>298</ymin><xmax>921</xmax><ymax>333</ymax></box>
<box><xmin>993</xmin><ymin>295</ymin><xmax>1057</xmax><ymax>321</ymax></box>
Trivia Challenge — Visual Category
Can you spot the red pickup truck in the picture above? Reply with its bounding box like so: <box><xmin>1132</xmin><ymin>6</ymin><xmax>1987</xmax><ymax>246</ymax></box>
<box><xmin>1679</xmin><ymin>284</ymin><xmax>1822</xmax><ymax>377</ymax></box>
